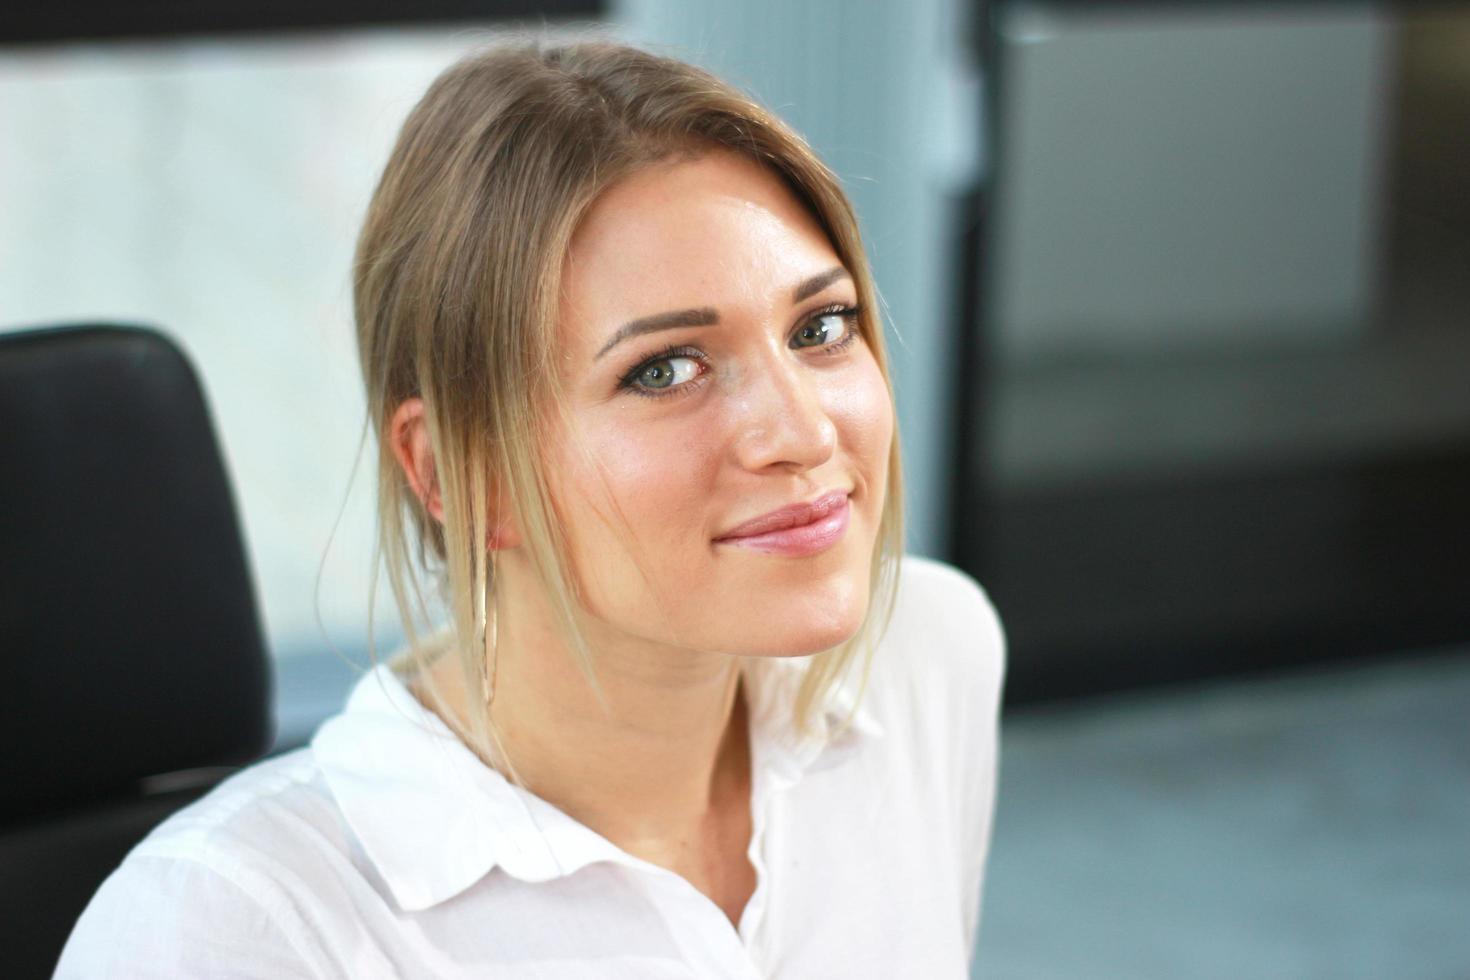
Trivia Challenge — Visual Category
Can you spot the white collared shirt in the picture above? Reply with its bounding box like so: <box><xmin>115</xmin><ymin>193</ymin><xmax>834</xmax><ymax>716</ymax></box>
<box><xmin>56</xmin><ymin>555</ymin><xmax>1004</xmax><ymax>979</ymax></box>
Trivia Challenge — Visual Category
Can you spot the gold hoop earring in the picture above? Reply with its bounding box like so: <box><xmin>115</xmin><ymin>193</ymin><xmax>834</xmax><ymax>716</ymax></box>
<box><xmin>478</xmin><ymin>556</ymin><xmax>499</xmax><ymax>710</ymax></box>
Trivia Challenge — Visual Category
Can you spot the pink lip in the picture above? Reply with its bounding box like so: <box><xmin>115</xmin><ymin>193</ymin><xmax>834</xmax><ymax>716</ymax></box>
<box><xmin>714</xmin><ymin>490</ymin><xmax>851</xmax><ymax>557</ymax></box>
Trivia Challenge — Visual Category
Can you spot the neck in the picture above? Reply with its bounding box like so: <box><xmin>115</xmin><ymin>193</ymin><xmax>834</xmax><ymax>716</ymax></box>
<box><xmin>415</xmin><ymin>554</ymin><xmax>752</xmax><ymax>850</ymax></box>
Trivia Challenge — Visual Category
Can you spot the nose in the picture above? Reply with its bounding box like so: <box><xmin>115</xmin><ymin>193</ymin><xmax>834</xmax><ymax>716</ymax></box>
<box><xmin>730</xmin><ymin>347</ymin><xmax>837</xmax><ymax>473</ymax></box>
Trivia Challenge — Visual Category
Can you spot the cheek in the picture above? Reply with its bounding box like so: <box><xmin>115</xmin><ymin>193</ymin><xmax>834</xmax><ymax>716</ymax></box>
<box><xmin>545</xmin><ymin>416</ymin><xmax>720</xmax><ymax>616</ymax></box>
<box><xmin>581</xmin><ymin>417</ymin><xmax>719</xmax><ymax>528</ymax></box>
<box><xmin>831</xmin><ymin>351</ymin><xmax>895</xmax><ymax>487</ymax></box>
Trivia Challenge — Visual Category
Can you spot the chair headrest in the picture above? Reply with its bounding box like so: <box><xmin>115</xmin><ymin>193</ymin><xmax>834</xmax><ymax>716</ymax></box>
<box><xmin>0</xmin><ymin>324</ymin><xmax>271</xmax><ymax>821</ymax></box>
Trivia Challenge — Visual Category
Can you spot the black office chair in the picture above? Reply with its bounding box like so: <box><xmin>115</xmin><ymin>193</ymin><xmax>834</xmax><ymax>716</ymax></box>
<box><xmin>0</xmin><ymin>324</ymin><xmax>272</xmax><ymax>979</ymax></box>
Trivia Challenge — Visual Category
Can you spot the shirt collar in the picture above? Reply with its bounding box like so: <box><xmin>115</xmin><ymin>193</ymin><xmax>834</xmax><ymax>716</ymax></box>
<box><xmin>740</xmin><ymin>655</ymin><xmax>885</xmax><ymax>791</ymax></box>
<box><xmin>311</xmin><ymin>654</ymin><xmax>883</xmax><ymax>912</ymax></box>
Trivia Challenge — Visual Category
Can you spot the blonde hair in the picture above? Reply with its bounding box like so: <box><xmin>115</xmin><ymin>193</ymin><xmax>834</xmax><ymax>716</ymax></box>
<box><xmin>352</xmin><ymin>38</ymin><xmax>905</xmax><ymax>773</ymax></box>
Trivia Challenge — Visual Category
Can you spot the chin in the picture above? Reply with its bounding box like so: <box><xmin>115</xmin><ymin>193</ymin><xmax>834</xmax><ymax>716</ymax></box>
<box><xmin>736</xmin><ymin>564</ymin><xmax>871</xmax><ymax>657</ymax></box>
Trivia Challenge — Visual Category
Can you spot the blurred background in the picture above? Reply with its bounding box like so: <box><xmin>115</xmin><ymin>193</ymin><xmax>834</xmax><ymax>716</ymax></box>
<box><xmin>2</xmin><ymin>0</ymin><xmax>1467</xmax><ymax>976</ymax></box>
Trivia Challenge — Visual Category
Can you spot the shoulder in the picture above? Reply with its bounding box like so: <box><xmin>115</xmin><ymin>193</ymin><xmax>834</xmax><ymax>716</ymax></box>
<box><xmin>56</xmin><ymin>749</ymin><xmax>342</xmax><ymax>978</ymax></box>
<box><xmin>133</xmin><ymin>747</ymin><xmax>347</xmax><ymax>872</ymax></box>
<box><xmin>863</xmin><ymin>556</ymin><xmax>1005</xmax><ymax>847</ymax></box>
<box><xmin>885</xmin><ymin>554</ymin><xmax>1007</xmax><ymax>694</ymax></box>
<box><xmin>892</xmin><ymin>553</ymin><xmax>1001</xmax><ymax>626</ymax></box>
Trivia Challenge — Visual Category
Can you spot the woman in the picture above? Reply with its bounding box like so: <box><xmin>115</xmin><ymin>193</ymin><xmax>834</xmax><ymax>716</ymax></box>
<box><xmin>57</xmin><ymin>39</ymin><xmax>1004</xmax><ymax>978</ymax></box>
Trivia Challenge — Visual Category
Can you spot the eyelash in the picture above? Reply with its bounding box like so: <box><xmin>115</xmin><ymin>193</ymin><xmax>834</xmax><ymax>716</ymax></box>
<box><xmin>617</xmin><ymin>303</ymin><xmax>865</xmax><ymax>400</ymax></box>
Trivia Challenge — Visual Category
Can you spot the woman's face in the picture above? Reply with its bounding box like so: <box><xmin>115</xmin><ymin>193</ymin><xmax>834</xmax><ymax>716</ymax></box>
<box><xmin>545</xmin><ymin>149</ymin><xmax>893</xmax><ymax>658</ymax></box>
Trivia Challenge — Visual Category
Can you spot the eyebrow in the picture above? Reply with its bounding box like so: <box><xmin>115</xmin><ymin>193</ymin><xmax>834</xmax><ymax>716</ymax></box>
<box><xmin>791</xmin><ymin>265</ymin><xmax>850</xmax><ymax>304</ymax></box>
<box><xmin>593</xmin><ymin>265</ymin><xmax>852</xmax><ymax>362</ymax></box>
<box><xmin>594</xmin><ymin>307</ymin><xmax>718</xmax><ymax>361</ymax></box>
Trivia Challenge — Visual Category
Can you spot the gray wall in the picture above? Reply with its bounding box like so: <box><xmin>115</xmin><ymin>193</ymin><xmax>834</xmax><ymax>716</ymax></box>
<box><xmin>989</xmin><ymin>2</ymin><xmax>1391</xmax><ymax>361</ymax></box>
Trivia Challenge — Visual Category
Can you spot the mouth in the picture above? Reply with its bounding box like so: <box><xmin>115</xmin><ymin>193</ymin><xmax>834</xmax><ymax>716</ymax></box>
<box><xmin>713</xmin><ymin>490</ymin><xmax>852</xmax><ymax>557</ymax></box>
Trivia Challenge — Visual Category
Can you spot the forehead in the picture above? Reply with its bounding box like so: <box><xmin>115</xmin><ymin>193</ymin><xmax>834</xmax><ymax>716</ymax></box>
<box><xmin>559</xmin><ymin>151</ymin><xmax>840</xmax><ymax>349</ymax></box>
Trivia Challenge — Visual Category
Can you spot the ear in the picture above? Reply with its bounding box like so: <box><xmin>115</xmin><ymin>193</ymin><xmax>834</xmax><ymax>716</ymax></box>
<box><xmin>387</xmin><ymin>397</ymin><xmax>522</xmax><ymax>550</ymax></box>
<box><xmin>389</xmin><ymin>397</ymin><xmax>444</xmax><ymax>523</ymax></box>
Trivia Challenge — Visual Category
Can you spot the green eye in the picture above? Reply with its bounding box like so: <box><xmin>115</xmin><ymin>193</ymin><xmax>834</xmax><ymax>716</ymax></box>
<box><xmin>638</xmin><ymin>363</ymin><xmax>672</xmax><ymax>388</ymax></box>
<box><xmin>636</xmin><ymin>355</ymin><xmax>700</xmax><ymax>390</ymax></box>
<box><xmin>793</xmin><ymin>314</ymin><xmax>844</xmax><ymax>348</ymax></box>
